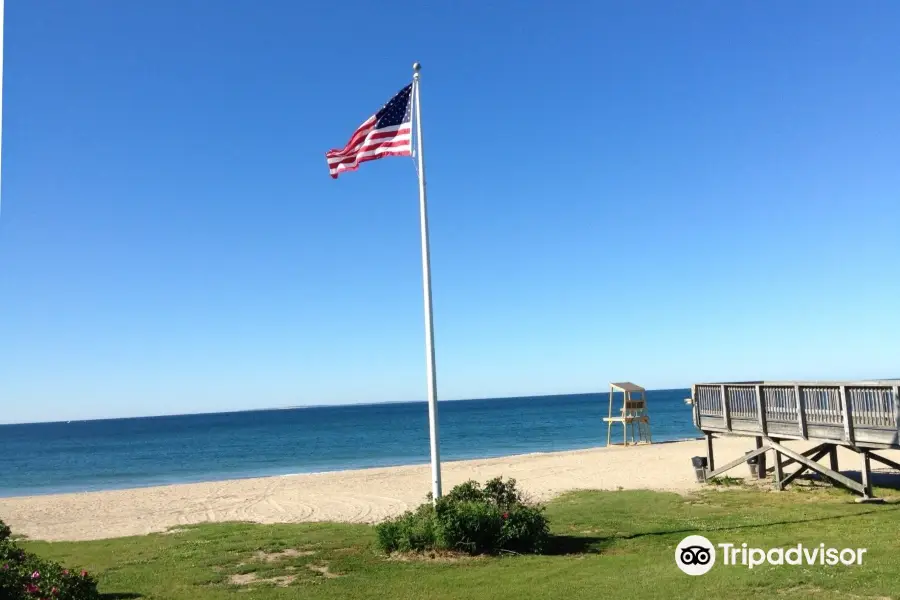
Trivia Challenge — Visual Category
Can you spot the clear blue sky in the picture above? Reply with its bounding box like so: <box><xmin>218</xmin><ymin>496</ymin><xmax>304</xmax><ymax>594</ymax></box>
<box><xmin>1</xmin><ymin>1</ymin><xmax>898</xmax><ymax>424</ymax></box>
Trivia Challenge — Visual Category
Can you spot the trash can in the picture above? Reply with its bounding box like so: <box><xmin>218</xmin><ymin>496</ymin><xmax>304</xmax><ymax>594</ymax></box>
<box><xmin>746</xmin><ymin>452</ymin><xmax>759</xmax><ymax>478</ymax></box>
<box><xmin>691</xmin><ymin>456</ymin><xmax>708</xmax><ymax>483</ymax></box>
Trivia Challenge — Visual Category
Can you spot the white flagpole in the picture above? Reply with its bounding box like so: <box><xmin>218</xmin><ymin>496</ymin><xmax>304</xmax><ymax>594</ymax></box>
<box><xmin>412</xmin><ymin>62</ymin><xmax>442</xmax><ymax>501</ymax></box>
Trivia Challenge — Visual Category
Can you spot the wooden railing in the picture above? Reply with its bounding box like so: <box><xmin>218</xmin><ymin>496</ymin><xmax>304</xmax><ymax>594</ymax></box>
<box><xmin>691</xmin><ymin>381</ymin><xmax>900</xmax><ymax>446</ymax></box>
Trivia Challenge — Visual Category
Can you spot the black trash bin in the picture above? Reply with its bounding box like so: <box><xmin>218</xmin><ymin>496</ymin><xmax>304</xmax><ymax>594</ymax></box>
<box><xmin>691</xmin><ymin>456</ymin><xmax>708</xmax><ymax>483</ymax></box>
<box><xmin>746</xmin><ymin>451</ymin><xmax>759</xmax><ymax>478</ymax></box>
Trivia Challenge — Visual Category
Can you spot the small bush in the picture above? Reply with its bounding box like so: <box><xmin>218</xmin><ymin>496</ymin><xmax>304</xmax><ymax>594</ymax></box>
<box><xmin>0</xmin><ymin>519</ymin><xmax>99</xmax><ymax>600</ymax></box>
<box><xmin>375</xmin><ymin>477</ymin><xmax>549</xmax><ymax>555</ymax></box>
<box><xmin>375</xmin><ymin>502</ymin><xmax>438</xmax><ymax>553</ymax></box>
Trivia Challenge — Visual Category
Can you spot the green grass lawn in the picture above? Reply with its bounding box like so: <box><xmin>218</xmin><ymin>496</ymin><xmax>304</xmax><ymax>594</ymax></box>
<box><xmin>22</xmin><ymin>483</ymin><xmax>900</xmax><ymax>600</ymax></box>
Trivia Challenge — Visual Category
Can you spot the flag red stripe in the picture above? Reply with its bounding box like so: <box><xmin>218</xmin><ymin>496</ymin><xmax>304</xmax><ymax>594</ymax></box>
<box><xmin>327</xmin><ymin>139</ymin><xmax>411</xmax><ymax>167</ymax></box>
<box><xmin>327</xmin><ymin>138</ymin><xmax>412</xmax><ymax>167</ymax></box>
<box><xmin>325</xmin><ymin>116</ymin><xmax>376</xmax><ymax>157</ymax></box>
<box><xmin>326</xmin><ymin>125</ymin><xmax>411</xmax><ymax>160</ymax></box>
<box><xmin>328</xmin><ymin>149</ymin><xmax>411</xmax><ymax>178</ymax></box>
<box><xmin>368</xmin><ymin>126</ymin><xmax>411</xmax><ymax>141</ymax></box>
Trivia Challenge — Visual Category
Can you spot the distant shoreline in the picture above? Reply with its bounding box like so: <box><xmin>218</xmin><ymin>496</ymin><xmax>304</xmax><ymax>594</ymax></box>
<box><xmin>0</xmin><ymin>435</ymin><xmax>704</xmax><ymax>500</ymax></box>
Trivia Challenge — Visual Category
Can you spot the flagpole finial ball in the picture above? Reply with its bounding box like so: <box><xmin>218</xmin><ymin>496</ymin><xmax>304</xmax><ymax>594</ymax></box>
<box><xmin>413</xmin><ymin>62</ymin><xmax>421</xmax><ymax>73</ymax></box>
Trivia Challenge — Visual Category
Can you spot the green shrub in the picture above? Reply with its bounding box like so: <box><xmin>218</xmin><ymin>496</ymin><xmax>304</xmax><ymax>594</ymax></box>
<box><xmin>375</xmin><ymin>477</ymin><xmax>549</xmax><ymax>555</ymax></box>
<box><xmin>0</xmin><ymin>519</ymin><xmax>99</xmax><ymax>600</ymax></box>
<box><xmin>433</xmin><ymin>499</ymin><xmax>503</xmax><ymax>554</ymax></box>
<box><xmin>376</xmin><ymin>502</ymin><xmax>438</xmax><ymax>553</ymax></box>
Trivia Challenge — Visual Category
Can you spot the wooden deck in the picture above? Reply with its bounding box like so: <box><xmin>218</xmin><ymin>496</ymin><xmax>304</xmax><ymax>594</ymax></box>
<box><xmin>688</xmin><ymin>380</ymin><xmax>900</xmax><ymax>499</ymax></box>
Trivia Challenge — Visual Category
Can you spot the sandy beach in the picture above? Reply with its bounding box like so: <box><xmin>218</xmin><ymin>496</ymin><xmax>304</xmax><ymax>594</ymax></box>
<box><xmin>3</xmin><ymin>436</ymin><xmax>898</xmax><ymax>542</ymax></box>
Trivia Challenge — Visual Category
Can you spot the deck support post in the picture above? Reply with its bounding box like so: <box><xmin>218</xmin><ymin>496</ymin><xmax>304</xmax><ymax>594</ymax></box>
<box><xmin>754</xmin><ymin>386</ymin><xmax>768</xmax><ymax>480</ymax></box>
<box><xmin>829</xmin><ymin>445</ymin><xmax>839</xmax><ymax>472</ymax></box>
<box><xmin>772</xmin><ymin>439</ymin><xmax>784</xmax><ymax>490</ymax></box>
<box><xmin>755</xmin><ymin>437</ymin><xmax>766</xmax><ymax>479</ymax></box>
<box><xmin>860</xmin><ymin>450</ymin><xmax>873</xmax><ymax>499</ymax></box>
<box><xmin>705</xmin><ymin>432</ymin><xmax>715</xmax><ymax>473</ymax></box>
<box><xmin>755</xmin><ymin>384</ymin><xmax>768</xmax><ymax>435</ymax></box>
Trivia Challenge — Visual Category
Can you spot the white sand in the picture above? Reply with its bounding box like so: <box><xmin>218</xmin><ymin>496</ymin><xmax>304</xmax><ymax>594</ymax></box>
<box><xmin>2</xmin><ymin>437</ymin><xmax>897</xmax><ymax>542</ymax></box>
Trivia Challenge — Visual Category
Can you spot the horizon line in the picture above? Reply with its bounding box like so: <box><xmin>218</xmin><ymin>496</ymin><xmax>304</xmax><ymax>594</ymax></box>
<box><xmin>0</xmin><ymin>386</ymin><xmax>692</xmax><ymax>427</ymax></box>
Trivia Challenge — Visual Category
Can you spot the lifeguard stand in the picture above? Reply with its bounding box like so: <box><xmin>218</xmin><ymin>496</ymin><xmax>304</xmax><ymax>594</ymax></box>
<box><xmin>604</xmin><ymin>382</ymin><xmax>652</xmax><ymax>446</ymax></box>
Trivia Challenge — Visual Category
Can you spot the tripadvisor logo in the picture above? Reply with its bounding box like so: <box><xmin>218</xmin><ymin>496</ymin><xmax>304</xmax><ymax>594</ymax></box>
<box><xmin>675</xmin><ymin>535</ymin><xmax>867</xmax><ymax>575</ymax></box>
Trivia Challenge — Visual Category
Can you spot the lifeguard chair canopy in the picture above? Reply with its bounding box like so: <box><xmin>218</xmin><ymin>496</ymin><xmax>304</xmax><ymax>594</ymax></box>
<box><xmin>610</xmin><ymin>382</ymin><xmax>645</xmax><ymax>393</ymax></box>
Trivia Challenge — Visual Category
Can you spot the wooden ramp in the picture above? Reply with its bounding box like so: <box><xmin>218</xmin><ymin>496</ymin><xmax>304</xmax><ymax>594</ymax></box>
<box><xmin>687</xmin><ymin>380</ymin><xmax>900</xmax><ymax>500</ymax></box>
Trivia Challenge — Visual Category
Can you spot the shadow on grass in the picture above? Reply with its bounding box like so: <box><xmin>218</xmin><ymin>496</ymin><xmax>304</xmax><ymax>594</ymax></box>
<box><xmin>839</xmin><ymin>470</ymin><xmax>900</xmax><ymax>490</ymax></box>
<box><xmin>789</xmin><ymin>469</ymin><xmax>900</xmax><ymax>494</ymax></box>
<box><xmin>99</xmin><ymin>594</ymin><xmax>142</xmax><ymax>599</ymax></box>
<box><xmin>545</xmin><ymin>503</ymin><xmax>900</xmax><ymax>556</ymax></box>
<box><xmin>545</xmin><ymin>535</ymin><xmax>613</xmax><ymax>555</ymax></box>
<box><xmin>657</xmin><ymin>503</ymin><xmax>897</xmax><ymax>537</ymax></box>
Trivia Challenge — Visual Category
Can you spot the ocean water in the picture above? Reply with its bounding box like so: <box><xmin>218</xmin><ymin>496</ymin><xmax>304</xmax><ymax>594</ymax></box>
<box><xmin>0</xmin><ymin>389</ymin><xmax>698</xmax><ymax>497</ymax></box>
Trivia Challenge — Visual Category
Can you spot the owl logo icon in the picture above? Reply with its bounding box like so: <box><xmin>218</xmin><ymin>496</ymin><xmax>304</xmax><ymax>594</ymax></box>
<box><xmin>676</xmin><ymin>535</ymin><xmax>716</xmax><ymax>575</ymax></box>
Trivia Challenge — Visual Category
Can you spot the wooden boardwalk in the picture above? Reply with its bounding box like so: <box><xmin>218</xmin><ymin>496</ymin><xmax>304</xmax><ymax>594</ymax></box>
<box><xmin>688</xmin><ymin>380</ymin><xmax>900</xmax><ymax>499</ymax></box>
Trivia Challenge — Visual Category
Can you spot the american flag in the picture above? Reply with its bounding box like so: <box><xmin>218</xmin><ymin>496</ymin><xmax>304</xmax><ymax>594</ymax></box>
<box><xmin>325</xmin><ymin>83</ymin><xmax>413</xmax><ymax>179</ymax></box>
